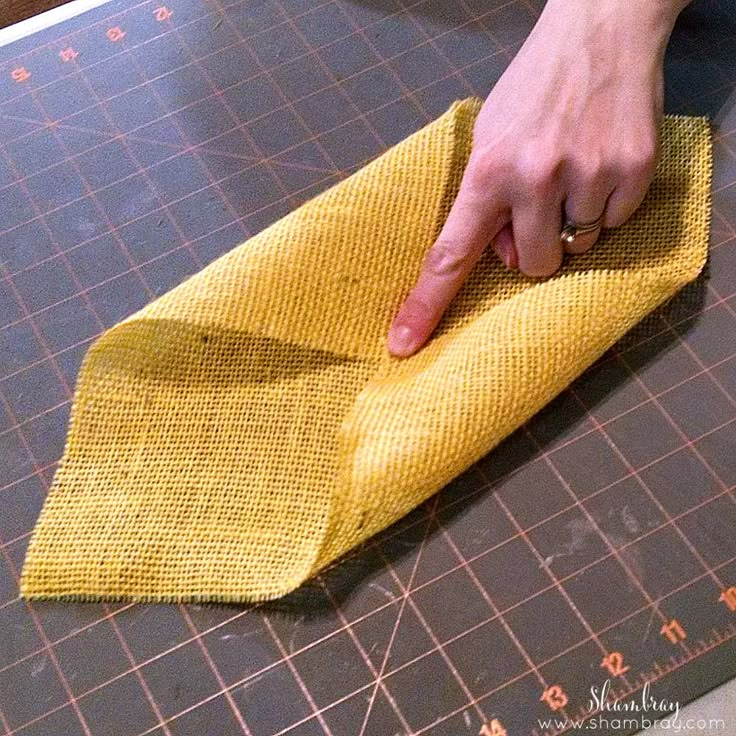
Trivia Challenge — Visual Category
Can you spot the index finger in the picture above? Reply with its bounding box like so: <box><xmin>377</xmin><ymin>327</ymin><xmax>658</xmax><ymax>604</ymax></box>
<box><xmin>386</xmin><ymin>173</ymin><xmax>508</xmax><ymax>358</ymax></box>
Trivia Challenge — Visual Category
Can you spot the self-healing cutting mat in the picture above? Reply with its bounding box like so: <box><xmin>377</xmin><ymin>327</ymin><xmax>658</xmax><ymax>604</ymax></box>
<box><xmin>1</xmin><ymin>0</ymin><xmax>736</xmax><ymax>734</ymax></box>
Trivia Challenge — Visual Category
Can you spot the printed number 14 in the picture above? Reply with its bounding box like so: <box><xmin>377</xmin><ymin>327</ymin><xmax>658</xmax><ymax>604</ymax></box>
<box><xmin>479</xmin><ymin>718</ymin><xmax>507</xmax><ymax>736</ymax></box>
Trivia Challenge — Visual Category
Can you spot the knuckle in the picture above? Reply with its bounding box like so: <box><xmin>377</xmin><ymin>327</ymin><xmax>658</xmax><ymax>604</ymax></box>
<box><xmin>398</xmin><ymin>292</ymin><xmax>434</xmax><ymax>325</ymax></box>
<box><xmin>465</xmin><ymin>148</ymin><xmax>506</xmax><ymax>190</ymax></box>
<box><xmin>616</xmin><ymin>138</ymin><xmax>658</xmax><ymax>179</ymax></box>
<box><xmin>514</xmin><ymin>143</ymin><xmax>561</xmax><ymax>195</ymax></box>
<box><xmin>603</xmin><ymin>205</ymin><xmax>631</xmax><ymax>228</ymax></box>
<box><xmin>619</xmin><ymin>153</ymin><xmax>655</xmax><ymax>180</ymax></box>
<box><xmin>569</xmin><ymin>154</ymin><xmax>611</xmax><ymax>188</ymax></box>
<box><xmin>423</xmin><ymin>239</ymin><xmax>469</xmax><ymax>278</ymax></box>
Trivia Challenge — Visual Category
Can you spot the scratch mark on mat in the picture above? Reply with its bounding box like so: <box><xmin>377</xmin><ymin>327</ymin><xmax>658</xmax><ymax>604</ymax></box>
<box><xmin>369</xmin><ymin>582</ymin><xmax>397</xmax><ymax>601</ymax></box>
<box><xmin>31</xmin><ymin>656</ymin><xmax>48</xmax><ymax>677</ymax></box>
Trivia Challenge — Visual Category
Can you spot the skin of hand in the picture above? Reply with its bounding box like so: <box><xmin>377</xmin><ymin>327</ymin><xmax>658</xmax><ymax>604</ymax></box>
<box><xmin>386</xmin><ymin>0</ymin><xmax>692</xmax><ymax>358</ymax></box>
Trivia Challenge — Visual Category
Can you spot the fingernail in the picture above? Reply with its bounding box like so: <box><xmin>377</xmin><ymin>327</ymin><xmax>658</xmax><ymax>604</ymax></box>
<box><xmin>388</xmin><ymin>325</ymin><xmax>418</xmax><ymax>357</ymax></box>
<box><xmin>496</xmin><ymin>239</ymin><xmax>515</xmax><ymax>269</ymax></box>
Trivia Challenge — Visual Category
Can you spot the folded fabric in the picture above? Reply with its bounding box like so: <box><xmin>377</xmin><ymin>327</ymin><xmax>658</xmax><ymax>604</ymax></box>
<box><xmin>21</xmin><ymin>97</ymin><xmax>712</xmax><ymax>603</ymax></box>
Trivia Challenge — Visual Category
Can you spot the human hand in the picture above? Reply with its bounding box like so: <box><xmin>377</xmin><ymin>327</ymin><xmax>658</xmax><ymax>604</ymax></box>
<box><xmin>387</xmin><ymin>0</ymin><xmax>689</xmax><ymax>358</ymax></box>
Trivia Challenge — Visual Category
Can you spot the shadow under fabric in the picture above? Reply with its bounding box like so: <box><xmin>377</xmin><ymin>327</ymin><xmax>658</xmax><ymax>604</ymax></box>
<box><xmin>21</xmin><ymin>96</ymin><xmax>712</xmax><ymax>603</ymax></box>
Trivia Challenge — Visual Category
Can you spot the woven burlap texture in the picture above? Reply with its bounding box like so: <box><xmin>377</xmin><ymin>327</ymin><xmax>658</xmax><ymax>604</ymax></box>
<box><xmin>21</xmin><ymin>96</ymin><xmax>711</xmax><ymax>603</ymax></box>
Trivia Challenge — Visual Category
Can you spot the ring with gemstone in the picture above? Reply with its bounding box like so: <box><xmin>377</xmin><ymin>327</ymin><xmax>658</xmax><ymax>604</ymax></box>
<box><xmin>560</xmin><ymin>215</ymin><xmax>604</xmax><ymax>245</ymax></box>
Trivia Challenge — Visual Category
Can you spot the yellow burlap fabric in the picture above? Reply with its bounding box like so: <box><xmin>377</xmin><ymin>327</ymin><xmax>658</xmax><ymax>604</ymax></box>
<box><xmin>21</xmin><ymin>97</ymin><xmax>711</xmax><ymax>603</ymax></box>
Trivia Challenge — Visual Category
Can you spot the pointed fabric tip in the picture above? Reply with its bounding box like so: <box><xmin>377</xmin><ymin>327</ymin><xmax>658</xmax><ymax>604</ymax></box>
<box><xmin>20</xmin><ymin>98</ymin><xmax>711</xmax><ymax>603</ymax></box>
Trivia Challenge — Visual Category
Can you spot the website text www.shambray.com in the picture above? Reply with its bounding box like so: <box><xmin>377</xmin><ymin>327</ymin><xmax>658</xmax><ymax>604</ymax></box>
<box><xmin>537</xmin><ymin>716</ymin><xmax>726</xmax><ymax>733</ymax></box>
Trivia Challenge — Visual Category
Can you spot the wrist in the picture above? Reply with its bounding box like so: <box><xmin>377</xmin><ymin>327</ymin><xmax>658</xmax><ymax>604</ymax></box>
<box><xmin>534</xmin><ymin>0</ymin><xmax>685</xmax><ymax>58</ymax></box>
